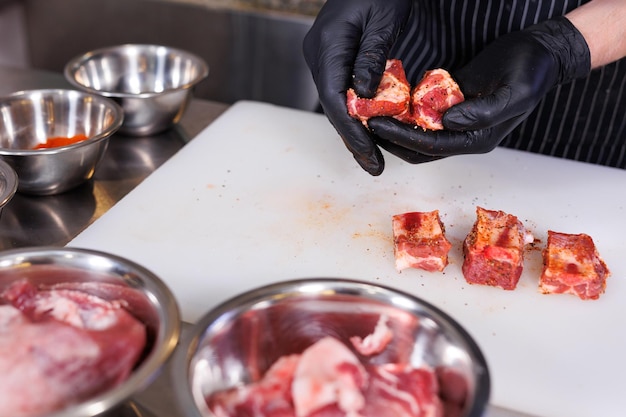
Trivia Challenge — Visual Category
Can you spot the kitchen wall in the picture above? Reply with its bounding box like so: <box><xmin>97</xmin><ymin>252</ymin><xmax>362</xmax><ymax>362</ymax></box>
<box><xmin>0</xmin><ymin>1</ymin><xmax>28</xmax><ymax>68</ymax></box>
<box><xmin>3</xmin><ymin>0</ymin><xmax>323</xmax><ymax>111</ymax></box>
<box><xmin>181</xmin><ymin>0</ymin><xmax>325</xmax><ymax>16</ymax></box>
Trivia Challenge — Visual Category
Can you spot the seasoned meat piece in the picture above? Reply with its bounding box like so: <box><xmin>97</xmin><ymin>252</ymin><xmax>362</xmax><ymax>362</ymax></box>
<box><xmin>392</xmin><ymin>210</ymin><xmax>452</xmax><ymax>272</ymax></box>
<box><xmin>346</xmin><ymin>61</ymin><xmax>463</xmax><ymax>131</ymax></box>
<box><xmin>410</xmin><ymin>69</ymin><xmax>464</xmax><ymax>131</ymax></box>
<box><xmin>346</xmin><ymin>59</ymin><xmax>411</xmax><ymax>125</ymax></box>
<box><xmin>346</xmin><ymin>59</ymin><xmax>464</xmax><ymax>130</ymax></box>
<box><xmin>0</xmin><ymin>280</ymin><xmax>147</xmax><ymax>417</ymax></box>
<box><xmin>462</xmin><ymin>207</ymin><xmax>534</xmax><ymax>290</ymax></box>
<box><xmin>539</xmin><ymin>231</ymin><xmax>610</xmax><ymax>300</ymax></box>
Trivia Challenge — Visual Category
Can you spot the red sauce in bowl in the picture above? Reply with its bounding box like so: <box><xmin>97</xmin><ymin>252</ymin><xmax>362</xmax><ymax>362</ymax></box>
<box><xmin>33</xmin><ymin>134</ymin><xmax>88</xmax><ymax>149</ymax></box>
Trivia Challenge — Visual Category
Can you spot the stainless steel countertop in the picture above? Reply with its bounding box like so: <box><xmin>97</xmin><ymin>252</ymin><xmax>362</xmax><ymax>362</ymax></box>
<box><xmin>0</xmin><ymin>65</ymin><xmax>228</xmax><ymax>250</ymax></box>
<box><xmin>0</xmin><ymin>66</ymin><xmax>536</xmax><ymax>417</ymax></box>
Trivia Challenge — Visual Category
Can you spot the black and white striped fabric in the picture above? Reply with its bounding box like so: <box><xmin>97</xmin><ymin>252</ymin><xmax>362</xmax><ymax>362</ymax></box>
<box><xmin>391</xmin><ymin>0</ymin><xmax>626</xmax><ymax>168</ymax></box>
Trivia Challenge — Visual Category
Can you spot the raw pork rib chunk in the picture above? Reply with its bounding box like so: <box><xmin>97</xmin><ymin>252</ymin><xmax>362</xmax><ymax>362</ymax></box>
<box><xmin>409</xmin><ymin>69</ymin><xmax>465</xmax><ymax>131</ymax></box>
<box><xmin>347</xmin><ymin>59</ymin><xmax>411</xmax><ymax>125</ymax></box>
<box><xmin>392</xmin><ymin>210</ymin><xmax>452</xmax><ymax>272</ymax></box>
<box><xmin>0</xmin><ymin>280</ymin><xmax>147</xmax><ymax>417</ymax></box>
<box><xmin>539</xmin><ymin>231</ymin><xmax>610</xmax><ymax>300</ymax></box>
<box><xmin>346</xmin><ymin>61</ymin><xmax>464</xmax><ymax>131</ymax></box>
<box><xmin>462</xmin><ymin>207</ymin><xmax>534</xmax><ymax>290</ymax></box>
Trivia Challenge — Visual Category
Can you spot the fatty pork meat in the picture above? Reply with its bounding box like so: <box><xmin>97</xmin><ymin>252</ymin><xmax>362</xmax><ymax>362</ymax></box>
<box><xmin>392</xmin><ymin>211</ymin><xmax>453</xmax><ymax>272</ymax></box>
<box><xmin>208</xmin><ymin>354</ymin><xmax>300</xmax><ymax>417</ymax></box>
<box><xmin>349</xmin><ymin>314</ymin><xmax>393</xmax><ymax>356</ymax></box>
<box><xmin>347</xmin><ymin>59</ymin><xmax>411</xmax><ymax>125</ymax></box>
<box><xmin>207</xmin><ymin>315</ymin><xmax>443</xmax><ymax>417</ymax></box>
<box><xmin>539</xmin><ymin>231</ymin><xmax>610</xmax><ymax>300</ymax></box>
<box><xmin>409</xmin><ymin>69</ymin><xmax>464</xmax><ymax>130</ymax></box>
<box><xmin>346</xmin><ymin>62</ymin><xmax>463</xmax><ymax>131</ymax></box>
<box><xmin>462</xmin><ymin>207</ymin><xmax>534</xmax><ymax>290</ymax></box>
<box><xmin>0</xmin><ymin>280</ymin><xmax>147</xmax><ymax>417</ymax></box>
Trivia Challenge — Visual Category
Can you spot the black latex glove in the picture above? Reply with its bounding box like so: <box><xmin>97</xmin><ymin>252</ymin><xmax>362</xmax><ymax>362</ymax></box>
<box><xmin>303</xmin><ymin>0</ymin><xmax>413</xmax><ymax>176</ymax></box>
<box><xmin>369</xmin><ymin>16</ymin><xmax>591</xmax><ymax>164</ymax></box>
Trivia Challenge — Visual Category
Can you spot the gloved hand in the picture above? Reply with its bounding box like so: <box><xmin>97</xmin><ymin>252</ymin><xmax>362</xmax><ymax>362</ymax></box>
<box><xmin>369</xmin><ymin>16</ymin><xmax>591</xmax><ymax>163</ymax></box>
<box><xmin>303</xmin><ymin>0</ymin><xmax>414</xmax><ymax>176</ymax></box>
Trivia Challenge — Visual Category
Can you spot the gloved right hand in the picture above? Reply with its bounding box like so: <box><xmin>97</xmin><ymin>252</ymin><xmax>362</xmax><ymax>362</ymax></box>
<box><xmin>369</xmin><ymin>16</ymin><xmax>591</xmax><ymax>163</ymax></box>
<box><xmin>303</xmin><ymin>0</ymin><xmax>414</xmax><ymax>176</ymax></box>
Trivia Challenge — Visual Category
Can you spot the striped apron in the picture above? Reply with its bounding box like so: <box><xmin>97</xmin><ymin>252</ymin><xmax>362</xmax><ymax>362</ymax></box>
<box><xmin>391</xmin><ymin>0</ymin><xmax>626</xmax><ymax>168</ymax></box>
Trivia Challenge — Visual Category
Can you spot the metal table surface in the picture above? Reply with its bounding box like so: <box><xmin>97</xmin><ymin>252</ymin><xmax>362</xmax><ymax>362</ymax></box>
<box><xmin>0</xmin><ymin>66</ymin><xmax>534</xmax><ymax>417</ymax></box>
<box><xmin>0</xmin><ymin>65</ymin><xmax>228</xmax><ymax>250</ymax></box>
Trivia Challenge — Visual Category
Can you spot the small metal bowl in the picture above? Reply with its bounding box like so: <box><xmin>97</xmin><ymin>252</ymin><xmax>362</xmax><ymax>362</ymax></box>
<box><xmin>0</xmin><ymin>159</ymin><xmax>18</xmax><ymax>214</ymax></box>
<box><xmin>173</xmin><ymin>278</ymin><xmax>490</xmax><ymax>417</ymax></box>
<box><xmin>64</xmin><ymin>44</ymin><xmax>209</xmax><ymax>136</ymax></box>
<box><xmin>0</xmin><ymin>89</ymin><xmax>123</xmax><ymax>195</ymax></box>
<box><xmin>0</xmin><ymin>246</ymin><xmax>181</xmax><ymax>417</ymax></box>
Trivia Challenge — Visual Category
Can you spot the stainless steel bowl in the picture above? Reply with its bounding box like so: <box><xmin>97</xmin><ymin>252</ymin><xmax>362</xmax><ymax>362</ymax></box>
<box><xmin>173</xmin><ymin>278</ymin><xmax>490</xmax><ymax>417</ymax></box>
<box><xmin>0</xmin><ymin>246</ymin><xmax>181</xmax><ymax>417</ymax></box>
<box><xmin>0</xmin><ymin>159</ymin><xmax>17</xmax><ymax>213</ymax></box>
<box><xmin>64</xmin><ymin>44</ymin><xmax>209</xmax><ymax>136</ymax></box>
<box><xmin>0</xmin><ymin>89</ymin><xmax>123</xmax><ymax>195</ymax></box>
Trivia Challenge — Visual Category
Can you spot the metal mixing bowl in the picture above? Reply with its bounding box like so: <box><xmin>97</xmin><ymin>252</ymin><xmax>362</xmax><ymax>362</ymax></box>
<box><xmin>173</xmin><ymin>278</ymin><xmax>490</xmax><ymax>417</ymax></box>
<box><xmin>0</xmin><ymin>246</ymin><xmax>181</xmax><ymax>417</ymax></box>
<box><xmin>0</xmin><ymin>89</ymin><xmax>123</xmax><ymax>195</ymax></box>
<box><xmin>64</xmin><ymin>44</ymin><xmax>209</xmax><ymax>136</ymax></box>
<box><xmin>0</xmin><ymin>159</ymin><xmax>17</xmax><ymax>214</ymax></box>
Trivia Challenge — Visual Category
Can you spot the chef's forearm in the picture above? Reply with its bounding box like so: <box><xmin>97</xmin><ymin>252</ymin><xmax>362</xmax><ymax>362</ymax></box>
<box><xmin>566</xmin><ymin>0</ymin><xmax>626</xmax><ymax>68</ymax></box>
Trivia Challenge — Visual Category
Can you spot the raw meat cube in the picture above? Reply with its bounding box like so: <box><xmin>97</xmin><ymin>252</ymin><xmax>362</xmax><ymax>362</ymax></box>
<box><xmin>539</xmin><ymin>231</ymin><xmax>610</xmax><ymax>300</ymax></box>
<box><xmin>346</xmin><ymin>61</ymin><xmax>464</xmax><ymax>131</ymax></box>
<box><xmin>392</xmin><ymin>210</ymin><xmax>452</xmax><ymax>272</ymax></box>
<box><xmin>347</xmin><ymin>59</ymin><xmax>411</xmax><ymax>125</ymax></box>
<box><xmin>409</xmin><ymin>68</ymin><xmax>465</xmax><ymax>130</ymax></box>
<box><xmin>462</xmin><ymin>207</ymin><xmax>534</xmax><ymax>290</ymax></box>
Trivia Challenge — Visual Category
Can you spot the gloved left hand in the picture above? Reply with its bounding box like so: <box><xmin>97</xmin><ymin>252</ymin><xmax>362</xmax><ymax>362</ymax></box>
<box><xmin>302</xmin><ymin>0</ymin><xmax>414</xmax><ymax>175</ymax></box>
<box><xmin>368</xmin><ymin>16</ymin><xmax>591</xmax><ymax>163</ymax></box>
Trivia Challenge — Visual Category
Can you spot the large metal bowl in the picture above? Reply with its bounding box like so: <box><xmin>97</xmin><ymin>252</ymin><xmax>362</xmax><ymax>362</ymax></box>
<box><xmin>64</xmin><ymin>44</ymin><xmax>209</xmax><ymax>136</ymax></box>
<box><xmin>0</xmin><ymin>247</ymin><xmax>181</xmax><ymax>417</ymax></box>
<box><xmin>173</xmin><ymin>278</ymin><xmax>490</xmax><ymax>417</ymax></box>
<box><xmin>0</xmin><ymin>89</ymin><xmax>123</xmax><ymax>195</ymax></box>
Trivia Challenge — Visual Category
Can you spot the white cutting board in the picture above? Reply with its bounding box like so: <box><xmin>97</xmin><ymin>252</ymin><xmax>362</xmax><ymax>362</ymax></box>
<box><xmin>70</xmin><ymin>101</ymin><xmax>625</xmax><ymax>417</ymax></box>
